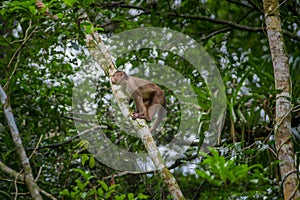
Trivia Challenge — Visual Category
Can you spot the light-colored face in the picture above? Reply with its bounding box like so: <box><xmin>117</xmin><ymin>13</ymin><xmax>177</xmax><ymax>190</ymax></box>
<box><xmin>111</xmin><ymin>71</ymin><xmax>124</xmax><ymax>85</ymax></box>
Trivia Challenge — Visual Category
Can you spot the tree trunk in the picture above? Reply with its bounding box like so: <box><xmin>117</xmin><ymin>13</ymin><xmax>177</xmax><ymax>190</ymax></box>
<box><xmin>263</xmin><ymin>0</ymin><xmax>300</xmax><ymax>199</ymax></box>
<box><xmin>80</xmin><ymin>11</ymin><xmax>186</xmax><ymax>200</ymax></box>
<box><xmin>0</xmin><ymin>86</ymin><xmax>43</xmax><ymax>200</ymax></box>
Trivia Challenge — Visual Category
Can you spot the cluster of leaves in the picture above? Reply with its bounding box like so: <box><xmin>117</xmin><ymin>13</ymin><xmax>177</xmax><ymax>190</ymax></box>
<box><xmin>197</xmin><ymin>148</ymin><xmax>263</xmax><ymax>188</ymax></box>
<box><xmin>190</xmin><ymin>147</ymin><xmax>281</xmax><ymax>199</ymax></box>
<box><xmin>60</xmin><ymin>169</ymin><xmax>149</xmax><ymax>200</ymax></box>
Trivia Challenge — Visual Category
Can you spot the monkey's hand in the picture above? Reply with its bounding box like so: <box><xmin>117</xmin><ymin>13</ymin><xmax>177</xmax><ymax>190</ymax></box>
<box><xmin>131</xmin><ymin>112</ymin><xmax>151</xmax><ymax>122</ymax></box>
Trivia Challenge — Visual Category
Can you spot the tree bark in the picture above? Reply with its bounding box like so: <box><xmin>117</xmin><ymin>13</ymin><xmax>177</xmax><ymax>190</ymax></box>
<box><xmin>263</xmin><ymin>0</ymin><xmax>300</xmax><ymax>199</ymax></box>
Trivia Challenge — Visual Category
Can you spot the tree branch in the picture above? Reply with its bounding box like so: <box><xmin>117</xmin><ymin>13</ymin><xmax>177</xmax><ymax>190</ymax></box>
<box><xmin>226</xmin><ymin>0</ymin><xmax>255</xmax><ymax>10</ymax></box>
<box><xmin>168</xmin><ymin>13</ymin><xmax>300</xmax><ymax>40</ymax></box>
<box><xmin>0</xmin><ymin>86</ymin><xmax>43</xmax><ymax>200</ymax></box>
<box><xmin>99</xmin><ymin>2</ymin><xmax>300</xmax><ymax>41</ymax></box>
<box><xmin>200</xmin><ymin>27</ymin><xmax>231</xmax><ymax>41</ymax></box>
<box><xmin>4</xmin><ymin>21</ymin><xmax>37</xmax><ymax>90</ymax></box>
<box><xmin>0</xmin><ymin>159</ymin><xmax>57</xmax><ymax>200</ymax></box>
<box><xmin>169</xmin><ymin>13</ymin><xmax>263</xmax><ymax>32</ymax></box>
<box><xmin>0</xmin><ymin>160</ymin><xmax>24</xmax><ymax>181</ymax></box>
<box><xmin>26</xmin><ymin>125</ymin><xmax>105</xmax><ymax>150</ymax></box>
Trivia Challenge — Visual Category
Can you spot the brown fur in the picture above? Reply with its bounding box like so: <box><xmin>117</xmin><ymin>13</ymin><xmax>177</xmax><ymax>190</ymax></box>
<box><xmin>111</xmin><ymin>71</ymin><xmax>166</xmax><ymax>132</ymax></box>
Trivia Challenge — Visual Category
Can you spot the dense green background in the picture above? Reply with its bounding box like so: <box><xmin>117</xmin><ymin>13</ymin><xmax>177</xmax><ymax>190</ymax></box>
<box><xmin>0</xmin><ymin>0</ymin><xmax>299</xmax><ymax>199</ymax></box>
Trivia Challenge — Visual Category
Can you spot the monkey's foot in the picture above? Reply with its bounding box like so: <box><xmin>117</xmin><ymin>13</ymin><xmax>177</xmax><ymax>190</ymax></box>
<box><xmin>131</xmin><ymin>112</ymin><xmax>151</xmax><ymax>122</ymax></box>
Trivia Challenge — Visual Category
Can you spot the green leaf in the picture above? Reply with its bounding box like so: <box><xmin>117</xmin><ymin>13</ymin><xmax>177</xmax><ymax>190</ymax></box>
<box><xmin>127</xmin><ymin>193</ymin><xmax>134</xmax><ymax>200</ymax></box>
<box><xmin>75</xmin><ymin>179</ymin><xmax>88</xmax><ymax>191</ymax></box>
<box><xmin>94</xmin><ymin>27</ymin><xmax>104</xmax><ymax>32</ymax></box>
<box><xmin>137</xmin><ymin>193</ymin><xmax>149</xmax><ymax>199</ymax></box>
<box><xmin>63</xmin><ymin>0</ymin><xmax>77</xmax><ymax>7</ymax></box>
<box><xmin>81</xmin><ymin>154</ymin><xmax>89</xmax><ymax>166</ymax></box>
<box><xmin>89</xmin><ymin>156</ymin><xmax>95</xmax><ymax>168</ymax></box>
<box><xmin>28</xmin><ymin>5</ymin><xmax>37</xmax><ymax>15</ymax></box>
<box><xmin>80</xmin><ymin>22</ymin><xmax>93</xmax><ymax>34</ymax></box>
<box><xmin>115</xmin><ymin>194</ymin><xmax>126</xmax><ymax>200</ymax></box>
<box><xmin>98</xmin><ymin>180</ymin><xmax>109</xmax><ymax>191</ymax></box>
<box><xmin>97</xmin><ymin>188</ymin><xmax>104</xmax><ymax>196</ymax></box>
<box><xmin>60</xmin><ymin>189</ymin><xmax>70</xmax><ymax>196</ymax></box>
<box><xmin>56</xmin><ymin>13</ymin><xmax>64</xmax><ymax>19</ymax></box>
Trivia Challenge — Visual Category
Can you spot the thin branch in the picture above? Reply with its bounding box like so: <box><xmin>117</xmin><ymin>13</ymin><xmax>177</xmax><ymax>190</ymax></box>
<box><xmin>29</xmin><ymin>135</ymin><xmax>43</xmax><ymax>160</ymax></box>
<box><xmin>226</xmin><ymin>0</ymin><xmax>255</xmax><ymax>9</ymax></box>
<box><xmin>169</xmin><ymin>13</ymin><xmax>300</xmax><ymax>40</ymax></box>
<box><xmin>4</xmin><ymin>21</ymin><xmax>37</xmax><ymax>90</ymax></box>
<box><xmin>35</xmin><ymin>166</ymin><xmax>43</xmax><ymax>182</ymax></box>
<box><xmin>98</xmin><ymin>1</ymin><xmax>263</xmax><ymax>32</ymax></box>
<box><xmin>282</xmin><ymin>29</ymin><xmax>300</xmax><ymax>41</ymax></box>
<box><xmin>247</xmin><ymin>0</ymin><xmax>264</xmax><ymax>13</ymax></box>
<box><xmin>97</xmin><ymin>1</ymin><xmax>150</xmax><ymax>13</ymax></box>
<box><xmin>0</xmin><ymin>159</ymin><xmax>56</xmax><ymax>200</ymax></box>
<box><xmin>98</xmin><ymin>2</ymin><xmax>300</xmax><ymax>40</ymax></box>
<box><xmin>14</xmin><ymin>172</ymin><xmax>20</xmax><ymax>200</ymax></box>
<box><xmin>39</xmin><ymin>188</ymin><xmax>57</xmax><ymax>200</ymax></box>
<box><xmin>27</xmin><ymin>125</ymin><xmax>105</xmax><ymax>150</ymax></box>
<box><xmin>200</xmin><ymin>27</ymin><xmax>231</xmax><ymax>41</ymax></box>
<box><xmin>0</xmin><ymin>160</ymin><xmax>24</xmax><ymax>181</ymax></box>
<box><xmin>269</xmin><ymin>0</ymin><xmax>288</xmax><ymax>15</ymax></box>
<box><xmin>169</xmin><ymin>13</ymin><xmax>263</xmax><ymax>32</ymax></box>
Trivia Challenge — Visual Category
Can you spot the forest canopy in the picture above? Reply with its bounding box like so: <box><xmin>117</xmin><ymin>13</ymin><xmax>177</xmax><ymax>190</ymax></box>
<box><xmin>0</xmin><ymin>0</ymin><xmax>300</xmax><ymax>199</ymax></box>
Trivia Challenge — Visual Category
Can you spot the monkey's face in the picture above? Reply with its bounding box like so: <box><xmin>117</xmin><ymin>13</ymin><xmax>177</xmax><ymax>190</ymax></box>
<box><xmin>111</xmin><ymin>71</ymin><xmax>125</xmax><ymax>85</ymax></box>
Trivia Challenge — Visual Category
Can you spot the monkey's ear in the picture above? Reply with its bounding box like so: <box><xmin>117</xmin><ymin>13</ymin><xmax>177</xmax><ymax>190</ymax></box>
<box><xmin>119</xmin><ymin>71</ymin><xmax>127</xmax><ymax>78</ymax></box>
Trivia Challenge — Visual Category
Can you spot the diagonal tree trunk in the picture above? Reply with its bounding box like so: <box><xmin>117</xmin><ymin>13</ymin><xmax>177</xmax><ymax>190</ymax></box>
<box><xmin>79</xmin><ymin>11</ymin><xmax>186</xmax><ymax>200</ymax></box>
<box><xmin>263</xmin><ymin>0</ymin><xmax>300</xmax><ymax>199</ymax></box>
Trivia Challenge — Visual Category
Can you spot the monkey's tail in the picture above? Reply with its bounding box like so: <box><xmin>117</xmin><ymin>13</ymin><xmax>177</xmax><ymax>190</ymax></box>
<box><xmin>149</xmin><ymin>108</ymin><xmax>166</xmax><ymax>132</ymax></box>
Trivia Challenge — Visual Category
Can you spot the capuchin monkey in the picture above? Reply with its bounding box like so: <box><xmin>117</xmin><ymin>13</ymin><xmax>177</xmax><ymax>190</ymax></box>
<box><xmin>111</xmin><ymin>71</ymin><xmax>166</xmax><ymax>132</ymax></box>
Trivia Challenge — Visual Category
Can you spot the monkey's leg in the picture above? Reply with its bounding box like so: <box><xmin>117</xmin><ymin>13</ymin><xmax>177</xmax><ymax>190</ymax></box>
<box><xmin>149</xmin><ymin>104</ymin><xmax>167</xmax><ymax>132</ymax></box>
<box><xmin>131</xmin><ymin>104</ymin><xmax>151</xmax><ymax>122</ymax></box>
<box><xmin>131</xmin><ymin>98</ymin><xmax>151</xmax><ymax>121</ymax></box>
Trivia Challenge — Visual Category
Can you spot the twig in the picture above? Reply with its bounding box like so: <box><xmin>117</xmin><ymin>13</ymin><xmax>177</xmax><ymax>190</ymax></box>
<box><xmin>200</xmin><ymin>28</ymin><xmax>230</xmax><ymax>41</ymax></box>
<box><xmin>27</xmin><ymin>125</ymin><xmax>105</xmax><ymax>150</ymax></box>
<box><xmin>29</xmin><ymin>135</ymin><xmax>43</xmax><ymax>160</ymax></box>
<box><xmin>169</xmin><ymin>13</ymin><xmax>263</xmax><ymax>32</ymax></box>
<box><xmin>288</xmin><ymin>179</ymin><xmax>300</xmax><ymax>200</ymax></box>
<box><xmin>14</xmin><ymin>170</ymin><xmax>23</xmax><ymax>200</ymax></box>
<box><xmin>35</xmin><ymin>166</ymin><xmax>43</xmax><ymax>182</ymax></box>
<box><xmin>39</xmin><ymin>188</ymin><xmax>58</xmax><ymax>200</ymax></box>
<box><xmin>269</xmin><ymin>0</ymin><xmax>288</xmax><ymax>15</ymax></box>
<box><xmin>226</xmin><ymin>0</ymin><xmax>254</xmax><ymax>9</ymax></box>
<box><xmin>4</xmin><ymin>21</ymin><xmax>37</xmax><ymax>90</ymax></box>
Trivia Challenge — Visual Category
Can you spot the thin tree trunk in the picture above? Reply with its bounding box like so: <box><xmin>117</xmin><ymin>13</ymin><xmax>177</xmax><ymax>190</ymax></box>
<box><xmin>0</xmin><ymin>86</ymin><xmax>43</xmax><ymax>200</ymax></box>
<box><xmin>263</xmin><ymin>0</ymin><xmax>300</xmax><ymax>199</ymax></box>
<box><xmin>80</xmin><ymin>11</ymin><xmax>186</xmax><ymax>200</ymax></box>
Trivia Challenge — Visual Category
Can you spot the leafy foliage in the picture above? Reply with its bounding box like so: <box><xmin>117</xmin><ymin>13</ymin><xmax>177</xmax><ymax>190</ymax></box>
<box><xmin>194</xmin><ymin>147</ymin><xmax>281</xmax><ymax>199</ymax></box>
<box><xmin>197</xmin><ymin>148</ymin><xmax>263</xmax><ymax>187</ymax></box>
<box><xmin>60</xmin><ymin>169</ymin><xmax>149</xmax><ymax>200</ymax></box>
<box><xmin>0</xmin><ymin>0</ymin><xmax>299</xmax><ymax>199</ymax></box>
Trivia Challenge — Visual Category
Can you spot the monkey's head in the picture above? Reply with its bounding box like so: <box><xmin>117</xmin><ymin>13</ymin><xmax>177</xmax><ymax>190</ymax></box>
<box><xmin>111</xmin><ymin>71</ymin><xmax>128</xmax><ymax>85</ymax></box>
